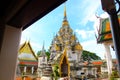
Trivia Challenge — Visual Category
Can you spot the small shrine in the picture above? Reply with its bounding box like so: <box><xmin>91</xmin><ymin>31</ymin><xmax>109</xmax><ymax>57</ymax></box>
<box><xmin>96</xmin><ymin>14</ymin><xmax>120</xmax><ymax>75</ymax></box>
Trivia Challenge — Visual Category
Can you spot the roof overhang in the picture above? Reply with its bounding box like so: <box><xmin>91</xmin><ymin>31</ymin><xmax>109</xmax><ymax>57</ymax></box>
<box><xmin>19</xmin><ymin>60</ymin><xmax>38</xmax><ymax>66</ymax></box>
<box><xmin>97</xmin><ymin>14</ymin><xmax>120</xmax><ymax>43</ymax></box>
<box><xmin>0</xmin><ymin>0</ymin><xmax>67</xmax><ymax>30</ymax></box>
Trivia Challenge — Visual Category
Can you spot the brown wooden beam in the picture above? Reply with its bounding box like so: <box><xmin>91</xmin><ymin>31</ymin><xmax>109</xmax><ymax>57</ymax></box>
<box><xmin>7</xmin><ymin>0</ymin><xmax>67</xmax><ymax>30</ymax></box>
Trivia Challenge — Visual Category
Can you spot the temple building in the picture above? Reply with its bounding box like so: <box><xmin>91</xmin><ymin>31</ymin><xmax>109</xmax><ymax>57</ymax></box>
<box><xmin>37</xmin><ymin>5</ymin><xmax>113</xmax><ymax>80</ymax></box>
<box><xmin>37</xmin><ymin>6</ymin><xmax>83</xmax><ymax>79</ymax></box>
<box><xmin>17</xmin><ymin>41</ymin><xmax>38</xmax><ymax>79</ymax></box>
<box><xmin>16</xmin><ymin>6</ymin><xmax>119</xmax><ymax>79</ymax></box>
<box><xmin>96</xmin><ymin>14</ymin><xmax>120</xmax><ymax>75</ymax></box>
<box><xmin>48</xmin><ymin>6</ymin><xmax>83</xmax><ymax>78</ymax></box>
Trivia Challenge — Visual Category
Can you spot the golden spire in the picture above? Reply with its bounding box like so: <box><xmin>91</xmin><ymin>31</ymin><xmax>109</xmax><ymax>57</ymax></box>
<box><xmin>64</xmin><ymin>3</ymin><xmax>67</xmax><ymax>20</ymax></box>
<box><xmin>62</xmin><ymin>3</ymin><xmax>69</xmax><ymax>26</ymax></box>
<box><xmin>64</xmin><ymin>4</ymin><xmax>66</xmax><ymax>17</ymax></box>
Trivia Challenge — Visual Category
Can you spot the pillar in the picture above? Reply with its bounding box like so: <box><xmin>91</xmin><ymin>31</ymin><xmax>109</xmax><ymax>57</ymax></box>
<box><xmin>94</xmin><ymin>68</ymin><xmax>97</xmax><ymax>76</ymax></box>
<box><xmin>77</xmin><ymin>51</ymin><xmax>80</xmax><ymax>63</ymax></box>
<box><xmin>32</xmin><ymin>66</ymin><xmax>34</xmax><ymax>74</ymax></box>
<box><xmin>104</xmin><ymin>43</ymin><xmax>113</xmax><ymax>75</ymax></box>
<box><xmin>24</xmin><ymin>66</ymin><xmax>27</xmax><ymax>73</ymax></box>
<box><xmin>0</xmin><ymin>18</ymin><xmax>5</xmax><ymax>52</ymax></box>
<box><xmin>0</xmin><ymin>25</ymin><xmax>22</xmax><ymax>80</ymax></box>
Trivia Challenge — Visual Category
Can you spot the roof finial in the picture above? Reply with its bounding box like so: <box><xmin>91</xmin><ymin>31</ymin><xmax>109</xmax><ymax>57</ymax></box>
<box><xmin>39</xmin><ymin>41</ymin><xmax>46</xmax><ymax>57</ymax></box>
<box><xmin>42</xmin><ymin>41</ymin><xmax>45</xmax><ymax>51</ymax></box>
<box><xmin>64</xmin><ymin>3</ymin><xmax>67</xmax><ymax>20</ymax></box>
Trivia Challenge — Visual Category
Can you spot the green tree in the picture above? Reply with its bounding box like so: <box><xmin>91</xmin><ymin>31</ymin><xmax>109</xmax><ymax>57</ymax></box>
<box><xmin>53</xmin><ymin>64</ymin><xmax>60</xmax><ymax>80</ymax></box>
<box><xmin>37</xmin><ymin>51</ymin><xmax>41</xmax><ymax>56</ymax></box>
<box><xmin>46</xmin><ymin>51</ymin><xmax>50</xmax><ymax>60</ymax></box>
<box><xmin>37</xmin><ymin>50</ymin><xmax>50</xmax><ymax>60</ymax></box>
<box><xmin>110</xmin><ymin>70</ymin><xmax>119</xmax><ymax>80</ymax></box>
<box><xmin>81</xmin><ymin>50</ymin><xmax>101</xmax><ymax>61</ymax></box>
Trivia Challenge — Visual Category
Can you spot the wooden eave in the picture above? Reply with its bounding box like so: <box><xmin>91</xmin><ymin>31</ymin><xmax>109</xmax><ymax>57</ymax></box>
<box><xmin>0</xmin><ymin>0</ymin><xmax>67</xmax><ymax>30</ymax></box>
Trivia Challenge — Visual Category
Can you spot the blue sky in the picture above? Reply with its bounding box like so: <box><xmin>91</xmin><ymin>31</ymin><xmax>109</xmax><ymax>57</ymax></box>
<box><xmin>20</xmin><ymin>0</ymin><xmax>116</xmax><ymax>59</ymax></box>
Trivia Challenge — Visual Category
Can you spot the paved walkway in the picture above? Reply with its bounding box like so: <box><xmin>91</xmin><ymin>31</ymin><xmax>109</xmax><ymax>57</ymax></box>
<box><xmin>102</xmin><ymin>78</ymin><xmax>108</xmax><ymax>80</ymax></box>
<box><xmin>95</xmin><ymin>78</ymin><xmax>108</xmax><ymax>80</ymax></box>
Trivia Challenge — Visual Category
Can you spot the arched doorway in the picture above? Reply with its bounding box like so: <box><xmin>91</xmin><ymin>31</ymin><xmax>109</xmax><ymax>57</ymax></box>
<box><xmin>61</xmin><ymin>57</ymin><xmax>68</xmax><ymax>77</ymax></box>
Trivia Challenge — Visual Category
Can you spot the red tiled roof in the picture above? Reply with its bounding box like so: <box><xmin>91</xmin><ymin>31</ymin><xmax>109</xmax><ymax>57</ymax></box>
<box><xmin>16</xmin><ymin>76</ymin><xmax>32</xmax><ymax>80</ymax></box>
<box><xmin>16</xmin><ymin>77</ymin><xmax>22</xmax><ymax>80</ymax></box>
<box><xmin>83</xmin><ymin>61</ymin><xmax>103</xmax><ymax>65</ymax></box>
<box><xmin>92</xmin><ymin>61</ymin><xmax>103</xmax><ymax>65</ymax></box>
<box><xmin>19</xmin><ymin>61</ymin><xmax>38</xmax><ymax>65</ymax></box>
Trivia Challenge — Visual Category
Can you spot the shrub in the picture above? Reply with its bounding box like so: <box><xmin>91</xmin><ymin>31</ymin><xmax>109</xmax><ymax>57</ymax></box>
<box><xmin>110</xmin><ymin>70</ymin><xmax>119</xmax><ymax>80</ymax></box>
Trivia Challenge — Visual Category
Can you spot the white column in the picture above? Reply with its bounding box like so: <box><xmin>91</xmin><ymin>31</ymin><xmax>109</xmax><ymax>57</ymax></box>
<box><xmin>77</xmin><ymin>51</ymin><xmax>79</xmax><ymax>63</ymax></box>
<box><xmin>32</xmin><ymin>66</ymin><xmax>34</xmax><ymax>74</ymax></box>
<box><xmin>0</xmin><ymin>25</ymin><xmax>22</xmax><ymax>80</ymax></box>
<box><xmin>86</xmin><ymin>68</ymin><xmax>89</xmax><ymax>75</ymax></box>
<box><xmin>95</xmin><ymin>68</ymin><xmax>97</xmax><ymax>75</ymax></box>
<box><xmin>104</xmin><ymin>43</ymin><xmax>113</xmax><ymax>75</ymax></box>
<box><xmin>91</xmin><ymin>68</ymin><xmax>93</xmax><ymax>75</ymax></box>
<box><xmin>24</xmin><ymin>66</ymin><xmax>27</xmax><ymax>73</ymax></box>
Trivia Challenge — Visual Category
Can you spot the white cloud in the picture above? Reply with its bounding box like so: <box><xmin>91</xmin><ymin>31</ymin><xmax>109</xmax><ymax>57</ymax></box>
<box><xmin>81</xmin><ymin>40</ymin><xmax>116</xmax><ymax>59</ymax></box>
<box><xmin>100</xmin><ymin>12</ymin><xmax>109</xmax><ymax>18</ymax></box>
<box><xmin>20</xmin><ymin>39</ymin><xmax>42</xmax><ymax>52</ymax></box>
<box><xmin>79</xmin><ymin>0</ymin><xmax>101</xmax><ymax>25</ymax></box>
<box><xmin>20</xmin><ymin>19</ymin><xmax>48</xmax><ymax>46</ymax></box>
<box><xmin>20</xmin><ymin>0</ymin><xmax>116</xmax><ymax>60</ymax></box>
<box><xmin>30</xmin><ymin>42</ymin><xmax>42</xmax><ymax>53</ymax></box>
<box><xmin>78</xmin><ymin>0</ymin><xmax>108</xmax><ymax>29</ymax></box>
<box><xmin>75</xmin><ymin>29</ymin><xmax>94</xmax><ymax>39</ymax></box>
<box><xmin>93</xmin><ymin>12</ymin><xmax>109</xmax><ymax>37</ymax></box>
<box><xmin>81</xmin><ymin>40</ymin><xmax>105</xmax><ymax>59</ymax></box>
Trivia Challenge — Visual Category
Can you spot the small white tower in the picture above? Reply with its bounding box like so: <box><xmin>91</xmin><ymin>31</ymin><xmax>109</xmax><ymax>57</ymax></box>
<box><xmin>38</xmin><ymin>42</ymin><xmax>47</xmax><ymax>77</ymax></box>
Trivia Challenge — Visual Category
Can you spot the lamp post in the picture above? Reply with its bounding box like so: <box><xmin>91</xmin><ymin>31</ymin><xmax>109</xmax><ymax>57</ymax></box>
<box><xmin>101</xmin><ymin>0</ymin><xmax>120</xmax><ymax>76</ymax></box>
